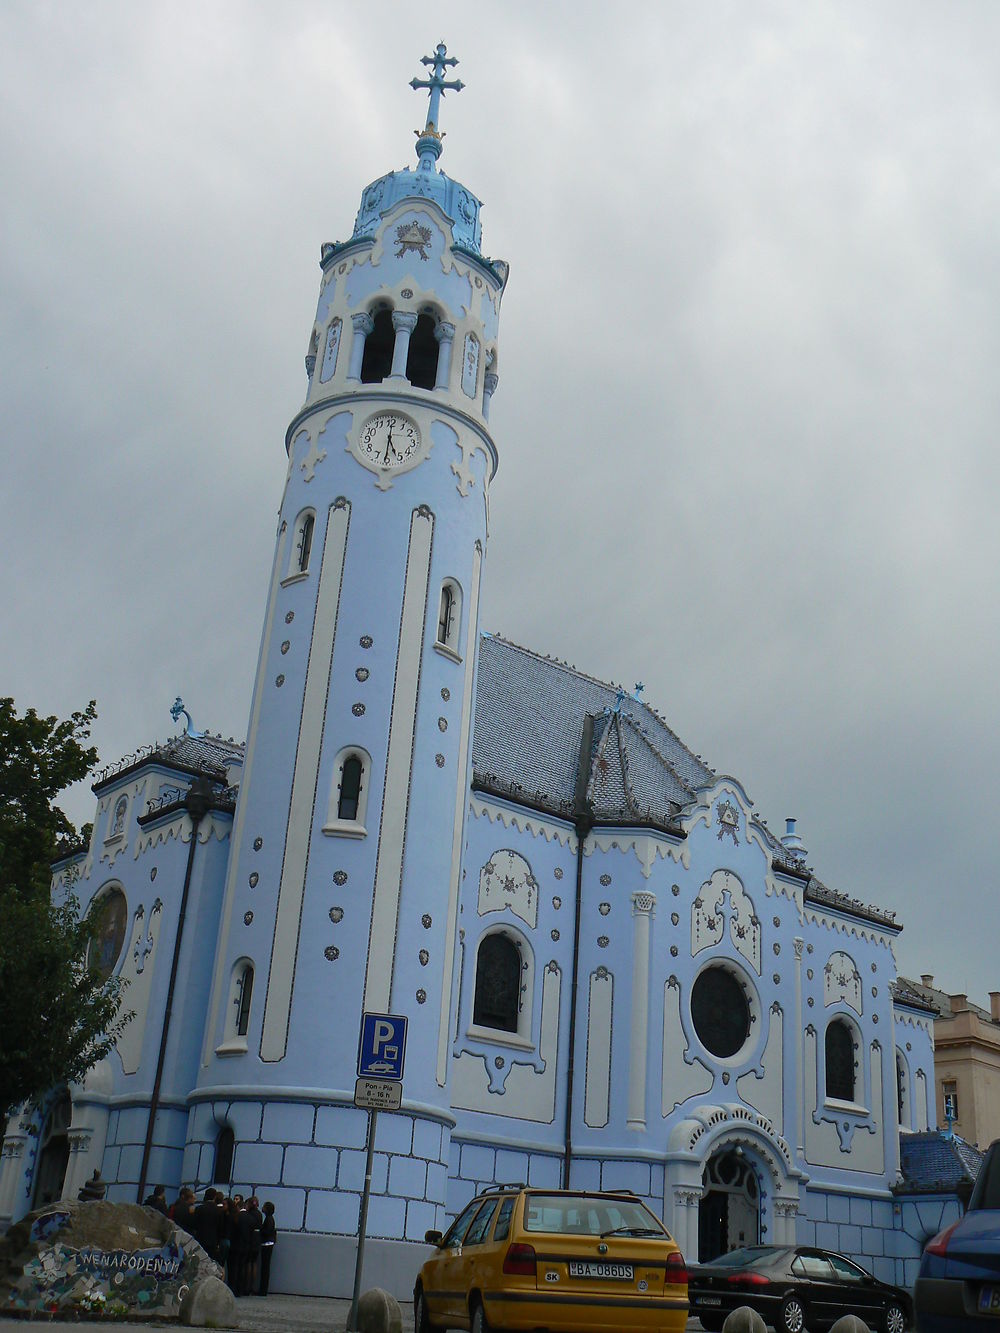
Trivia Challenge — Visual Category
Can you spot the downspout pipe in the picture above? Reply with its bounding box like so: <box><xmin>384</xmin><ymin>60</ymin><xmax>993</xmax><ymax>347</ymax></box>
<box><xmin>136</xmin><ymin>776</ymin><xmax>213</xmax><ymax>1203</ymax></box>
<box><xmin>563</xmin><ymin>714</ymin><xmax>595</xmax><ymax>1189</ymax></box>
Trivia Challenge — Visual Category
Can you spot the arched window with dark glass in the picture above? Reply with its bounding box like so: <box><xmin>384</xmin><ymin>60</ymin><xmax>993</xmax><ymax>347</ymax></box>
<box><xmin>236</xmin><ymin>964</ymin><xmax>254</xmax><ymax>1037</ymax></box>
<box><xmin>473</xmin><ymin>933</ymin><xmax>521</xmax><ymax>1033</ymax></box>
<box><xmin>338</xmin><ymin>755</ymin><xmax>363</xmax><ymax>821</ymax></box>
<box><xmin>360</xmin><ymin>308</ymin><xmax>394</xmax><ymax>383</ymax></box>
<box><xmin>297</xmin><ymin>513</ymin><xmax>314</xmax><ymax>572</ymax></box>
<box><xmin>826</xmin><ymin>1019</ymin><xmax>856</xmax><ymax>1101</ymax></box>
<box><xmin>406</xmin><ymin>312</ymin><xmax>438</xmax><ymax>389</ymax></box>
<box><xmin>438</xmin><ymin>584</ymin><xmax>455</xmax><ymax>645</ymax></box>
<box><xmin>213</xmin><ymin>1127</ymin><xmax>235</xmax><ymax>1187</ymax></box>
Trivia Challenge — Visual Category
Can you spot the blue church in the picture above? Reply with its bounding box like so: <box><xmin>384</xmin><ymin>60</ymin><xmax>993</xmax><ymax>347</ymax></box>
<box><xmin>0</xmin><ymin>45</ymin><xmax>965</xmax><ymax>1298</ymax></box>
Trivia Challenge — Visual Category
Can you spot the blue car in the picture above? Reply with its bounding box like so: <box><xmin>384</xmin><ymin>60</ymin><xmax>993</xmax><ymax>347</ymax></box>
<box><xmin>916</xmin><ymin>1138</ymin><xmax>1000</xmax><ymax>1330</ymax></box>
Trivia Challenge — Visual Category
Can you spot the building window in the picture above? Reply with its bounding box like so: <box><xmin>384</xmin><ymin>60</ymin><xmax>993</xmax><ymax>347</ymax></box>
<box><xmin>31</xmin><ymin>1092</ymin><xmax>72</xmax><ymax>1208</ymax></box>
<box><xmin>109</xmin><ymin>795</ymin><xmax>128</xmax><ymax>839</ymax></box>
<box><xmin>943</xmin><ymin>1080</ymin><xmax>959</xmax><ymax>1123</ymax></box>
<box><xmin>896</xmin><ymin>1049</ymin><xmax>910</xmax><ymax>1130</ymax></box>
<box><xmin>435</xmin><ymin>579</ymin><xmax>462</xmax><ymax>656</ymax></box>
<box><xmin>691</xmin><ymin>964</ymin><xmax>753</xmax><ymax>1060</ymax></box>
<box><xmin>324</xmin><ymin>747</ymin><xmax>372</xmax><ymax>837</ymax></box>
<box><xmin>235</xmin><ymin>964</ymin><xmax>254</xmax><ymax>1037</ymax></box>
<box><xmin>406</xmin><ymin>312</ymin><xmax>438</xmax><ymax>389</ymax></box>
<box><xmin>213</xmin><ymin>1127</ymin><xmax>235</xmax><ymax>1187</ymax></box>
<box><xmin>473</xmin><ymin>933</ymin><xmax>522</xmax><ymax>1033</ymax></box>
<box><xmin>296</xmin><ymin>512</ymin><xmax>315</xmax><ymax>573</ymax></box>
<box><xmin>360</xmin><ymin>308</ymin><xmax>394</xmax><ymax>383</ymax></box>
<box><xmin>86</xmin><ymin>886</ymin><xmax>129</xmax><ymax>982</ymax></box>
<box><xmin>825</xmin><ymin>1018</ymin><xmax>856</xmax><ymax>1102</ymax></box>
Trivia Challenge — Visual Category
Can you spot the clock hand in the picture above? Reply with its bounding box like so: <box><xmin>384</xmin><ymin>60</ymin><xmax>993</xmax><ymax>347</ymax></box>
<box><xmin>383</xmin><ymin>426</ymin><xmax>393</xmax><ymax>465</ymax></box>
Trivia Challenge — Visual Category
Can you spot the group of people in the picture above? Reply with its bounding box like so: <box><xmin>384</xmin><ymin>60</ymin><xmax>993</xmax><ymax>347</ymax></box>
<box><xmin>143</xmin><ymin>1184</ymin><xmax>277</xmax><ymax>1295</ymax></box>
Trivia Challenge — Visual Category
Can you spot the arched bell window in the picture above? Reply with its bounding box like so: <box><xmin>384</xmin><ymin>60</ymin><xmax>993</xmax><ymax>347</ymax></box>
<box><xmin>338</xmin><ymin>756</ymin><xmax>363</xmax><ymax>821</ymax></box>
<box><xmin>406</xmin><ymin>312</ymin><xmax>439</xmax><ymax>390</ymax></box>
<box><xmin>235</xmin><ymin>964</ymin><xmax>254</xmax><ymax>1037</ymax></box>
<box><xmin>360</xmin><ymin>308</ymin><xmax>394</xmax><ymax>384</ymax></box>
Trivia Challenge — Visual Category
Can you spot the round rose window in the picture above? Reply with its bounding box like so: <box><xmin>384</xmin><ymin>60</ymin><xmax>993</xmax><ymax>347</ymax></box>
<box><xmin>691</xmin><ymin>965</ymin><xmax>751</xmax><ymax>1058</ymax></box>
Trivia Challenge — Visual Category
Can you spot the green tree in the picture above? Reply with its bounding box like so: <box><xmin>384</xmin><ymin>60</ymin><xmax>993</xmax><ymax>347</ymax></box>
<box><xmin>0</xmin><ymin>698</ymin><xmax>130</xmax><ymax>1117</ymax></box>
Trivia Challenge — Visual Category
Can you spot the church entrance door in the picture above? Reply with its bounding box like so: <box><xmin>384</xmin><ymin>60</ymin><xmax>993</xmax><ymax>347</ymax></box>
<box><xmin>31</xmin><ymin>1093</ymin><xmax>71</xmax><ymax>1208</ymax></box>
<box><xmin>698</xmin><ymin>1147</ymin><xmax>760</xmax><ymax>1262</ymax></box>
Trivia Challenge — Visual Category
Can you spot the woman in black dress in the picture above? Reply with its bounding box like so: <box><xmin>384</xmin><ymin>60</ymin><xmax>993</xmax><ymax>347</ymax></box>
<box><xmin>259</xmin><ymin>1202</ymin><xmax>277</xmax><ymax>1295</ymax></box>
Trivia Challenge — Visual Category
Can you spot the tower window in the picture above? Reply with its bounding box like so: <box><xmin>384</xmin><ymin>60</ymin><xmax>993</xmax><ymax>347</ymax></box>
<box><xmin>436</xmin><ymin>579</ymin><xmax>462</xmax><ymax>656</ymax></box>
<box><xmin>825</xmin><ymin>1018</ymin><xmax>857</xmax><ymax>1102</ymax></box>
<box><xmin>360</xmin><ymin>308</ymin><xmax>394</xmax><ymax>383</ymax></box>
<box><xmin>324</xmin><ymin>747</ymin><xmax>372</xmax><ymax>837</ymax></box>
<box><xmin>235</xmin><ymin>964</ymin><xmax>254</xmax><ymax>1037</ymax></box>
<box><xmin>943</xmin><ymin>1080</ymin><xmax>958</xmax><ymax>1123</ymax></box>
<box><xmin>338</xmin><ymin>756</ymin><xmax>363</xmax><ymax>821</ymax></box>
<box><xmin>297</xmin><ymin>513</ymin><xmax>314</xmax><ymax>572</ymax></box>
<box><xmin>406</xmin><ymin>312</ymin><xmax>438</xmax><ymax>390</ymax></box>
<box><xmin>473</xmin><ymin>933</ymin><xmax>522</xmax><ymax>1033</ymax></box>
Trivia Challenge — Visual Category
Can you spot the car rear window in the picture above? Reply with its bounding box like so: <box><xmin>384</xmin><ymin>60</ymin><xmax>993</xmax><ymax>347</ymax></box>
<box><xmin>708</xmin><ymin>1246</ymin><xmax>787</xmax><ymax>1267</ymax></box>
<box><xmin>522</xmin><ymin>1195</ymin><xmax>665</xmax><ymax>1236</ymax></box>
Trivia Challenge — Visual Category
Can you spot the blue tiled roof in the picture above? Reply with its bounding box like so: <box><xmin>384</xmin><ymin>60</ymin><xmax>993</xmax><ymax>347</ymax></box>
<box><xmin>472</xmin><ymin>635</ymin><xmax>716</xmax><ymax>823</ymax></box>
<box><xmin>898</xmin><ymin>1132</ymin><xmax>983</xmax><ymax>1194</ymax></box>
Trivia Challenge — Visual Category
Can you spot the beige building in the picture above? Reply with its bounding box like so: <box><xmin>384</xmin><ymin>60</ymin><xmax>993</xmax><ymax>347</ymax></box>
<box><xmin>903</xmin><ymin>976</ymin><xmax>1000</xmax><ymax>1149</ymax></box>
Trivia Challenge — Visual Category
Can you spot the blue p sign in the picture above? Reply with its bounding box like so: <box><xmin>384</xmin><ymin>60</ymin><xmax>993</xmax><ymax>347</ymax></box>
<box><xmin>358</xmin><ymin>1011</ymin><xmax>407</xmax><ymax>1080</ymax></box>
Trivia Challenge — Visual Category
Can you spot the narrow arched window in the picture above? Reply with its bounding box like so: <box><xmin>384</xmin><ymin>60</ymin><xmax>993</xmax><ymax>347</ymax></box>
<box><xmin>297</xmin><ymin>513</ymin><xmax>314</xmax><ymax>572</ymax></box>
<box><xmin>406</xmin><ymin>313</ymin><xmax>438</xmax><ymax>389</ymax></box>
<box><xmin>213</xmin><ymin>1127</ymin><xmax>235</xmax><ymax>1187</ymax></box>
<box><xmin>826</xmin><ymin>1019</ymin><xmax>856</xmax><ymax>1101</ymax></box>
<box><xmin>360</xmin><ymin>308</ymin><xmax>394</xmax><ymax>383</ymax></box>
<box><xmin>439</xmin><ymin>585</ymin><xmax>455</xmax><ymax>645</ymax></box>
<box><xmin>474</xmin><ymin>934</ymin><xmax>521</xmax><ymax>1033</ymax></box>
<box><xmin>338</xmin><ymin>756</ymin><xmax>363</xmax><ymax>821</ymax></box>
<box><xmin>236</xmin><ymin>964</ymin><xmax>254</xmax><ymax>1037</ymax></box>
<box><xmin>435</xmin><ymin>579</ymin><xmax>462</xmax><ymax>656</ymax></box>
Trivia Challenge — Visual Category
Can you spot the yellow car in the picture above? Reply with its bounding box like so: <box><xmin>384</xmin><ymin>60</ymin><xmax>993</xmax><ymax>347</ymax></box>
<box><xmin>414</xmin><ymin>1186</ymin><xmax>689</xmax><ymax>1333</ymax></box>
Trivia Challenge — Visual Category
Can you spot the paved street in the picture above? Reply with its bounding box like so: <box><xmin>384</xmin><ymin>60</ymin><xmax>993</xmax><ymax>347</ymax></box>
<box><xmin>0</xmin><ymin>1292</ymin><xmax>712</xmax><ymax>1331</ymax></box>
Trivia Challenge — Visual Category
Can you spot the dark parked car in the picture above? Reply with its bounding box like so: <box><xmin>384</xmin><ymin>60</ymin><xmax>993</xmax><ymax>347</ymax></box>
<box><xmin>915</xmin><ymin>1137</ymin><xmax>1000</xmax><ymax>1331</ymax></box>
<box><xmin>689</xmin><ymin>1244</ymin><xmax>910</xmax><ymax>1332</ymax></box>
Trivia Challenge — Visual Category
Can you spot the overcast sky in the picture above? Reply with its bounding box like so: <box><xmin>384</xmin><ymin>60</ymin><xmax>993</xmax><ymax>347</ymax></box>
<box><xmin>3</xmin><ymin>2</ymin><xmax>998</xmax><ymax>1002</ymax></box>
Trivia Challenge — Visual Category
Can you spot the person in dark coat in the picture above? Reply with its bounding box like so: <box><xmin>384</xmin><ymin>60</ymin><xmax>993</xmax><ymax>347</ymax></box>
<box><xmin>172</xmin><ymin>1187</ymin><xmax>196</xmax><ymax>1235</ymax></box>
<box><xmin>143</xmin><ymin>1184</ymin><xmax>168</xmax><ymax>1215</ymax></box>
<box><xmin>246</xmin><ymin>1197</ymin><xmax>263</xmax><ymax>1295</ymax></box>
<box><xmin>258</xmin><ymin>1202</ymin><xmax>276</xmax><ymax>1295</ymax></box>
<box><xmin>194</xmin><ymin>1188</ymin><xmax>221</xmax><ymax>1260</ymax></box>
<box><xmin>230</xmin><ymin>1196</ymin><xmax>250</xmax><ymax>1295</ymax></box>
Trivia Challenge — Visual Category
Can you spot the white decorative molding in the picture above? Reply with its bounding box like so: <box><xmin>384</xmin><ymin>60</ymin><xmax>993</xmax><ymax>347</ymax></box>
<box><xmin>584</xmin><ymin>968</ymin><xmax>613</xmax><ymax>1128</ymax></box>
<box><xmin>478</xmin><ymin>849</ymin><xmax>538</xmax><ymax>929</ymax></box>
<box><xmin>801</xmin><ymin>906</ymin><xmax>899</xmax><ymax>952</ymax></box>
<box><xmin>628</xmin><ymin>894</ymin><xmax>655</xmax><ymax>1130</ymax></box>
<box><xmin>662</xmin><ymin>979</ymin><xmax>714</xmax><ymax>1116</ymax></box>
<box><xmin>588</xmin><ymin>831</ymin><xmax>688</xmax><ymax>878</ymax></box>
<box><xmin>824</xmin><ymin>950</ymin><xmax>863</xmax><ymax>1014</ymax></box>
<box><xmin>692</xmin><ymin>869</ymin><xmax>760</xmax><ymax>974</ymax></box>
<box><xmin>469</xmin><ymin>796</ymin><xmax>574</xmax><ymax>848</ymax></box>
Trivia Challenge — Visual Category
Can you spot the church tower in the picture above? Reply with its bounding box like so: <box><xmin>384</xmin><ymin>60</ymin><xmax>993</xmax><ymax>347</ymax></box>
<box><xmin>192</xmin><ymin>45</ymin><xmax>507</xmax><ymax>1286</ymax></box>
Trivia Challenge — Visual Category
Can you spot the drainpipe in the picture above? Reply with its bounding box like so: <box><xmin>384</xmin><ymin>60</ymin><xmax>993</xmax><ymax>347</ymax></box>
<box><xmin>563</xmin><ymin>715</ymin><xmax>595</xmax><ymax>1189</ymax></box>
<box><xmin>137</xmin><ymin>777</ymin><xmax>213</xmax><ymax>1202</ymax></box>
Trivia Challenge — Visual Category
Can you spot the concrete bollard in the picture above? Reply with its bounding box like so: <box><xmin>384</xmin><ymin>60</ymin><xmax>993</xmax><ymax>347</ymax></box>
<box><xmin>722</xmin><ymin>1307</ymin><xmax>767</xmax><ymax>1333</ymax></box>
<box><xmin>829</xmin><ymin>1319</ymin><xmax>870</xmax><ymax>1333</ymax></box>
<box><xmin>356</xmin><ymin>1287</ymin><xmax>403</xmax><ymax>1333</ymax></box>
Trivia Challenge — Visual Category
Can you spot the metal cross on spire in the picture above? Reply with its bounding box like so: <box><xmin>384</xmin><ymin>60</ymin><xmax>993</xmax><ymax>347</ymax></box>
<box><xmin>410</xmin><ymin>41</ymin><xmax>464</xmax><ymax>165</ymax></box>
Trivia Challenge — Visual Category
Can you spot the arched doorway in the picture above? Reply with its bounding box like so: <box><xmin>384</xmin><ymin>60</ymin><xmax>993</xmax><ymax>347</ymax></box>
<box><xmin>698</xmin><ymin>1146</ymin><xmax>761</xmax><ymax>1261</ymax></box>
<box><xmin>32</xmin><ymin>1092</ymin><xmax>71</xmax><ymax>1208</ymax></box>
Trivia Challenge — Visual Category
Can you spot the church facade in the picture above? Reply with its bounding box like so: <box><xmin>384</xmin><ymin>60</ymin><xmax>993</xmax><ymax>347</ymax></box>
<box><xmin>1</xmin><ymin>47</ymin><xmax>953</xmax><ymax>1297</ymax></box>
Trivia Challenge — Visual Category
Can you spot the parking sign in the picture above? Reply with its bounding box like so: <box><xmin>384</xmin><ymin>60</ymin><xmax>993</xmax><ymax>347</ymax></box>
<box><xmin>357</xmin><ymin>1011</ymin><xmax>407</xmax><ymax>1080</ymax></box>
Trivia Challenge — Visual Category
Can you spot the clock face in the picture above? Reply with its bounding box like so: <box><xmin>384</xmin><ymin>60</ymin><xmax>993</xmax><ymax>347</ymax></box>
<box><xmin>357</xmin><ymin>413</ymin><xmax>421</xmax><ymax>470</ymax></box>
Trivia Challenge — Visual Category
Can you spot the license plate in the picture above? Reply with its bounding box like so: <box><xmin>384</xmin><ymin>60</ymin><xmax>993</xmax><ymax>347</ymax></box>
<box><xmin>979</xmin><ymin>1286</ymin><xmax>1000</xmax><ymax>1314</ymax></box>
<box><xmin>568</xmin><ymin>1262</ymin><xmax>634</xmax><ymax>1280</ymax></box>
<box><xmin>697</xmin><ymin>1297</ymin><xmax>722</xmax><ymax>1306</ymax></box>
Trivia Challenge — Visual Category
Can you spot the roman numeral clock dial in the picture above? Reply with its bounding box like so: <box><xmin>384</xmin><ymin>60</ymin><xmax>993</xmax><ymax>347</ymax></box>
<box><xmin>356</xmin><ymin>412</ymin><xmax>421</xmax><ymax>475</ymax></box>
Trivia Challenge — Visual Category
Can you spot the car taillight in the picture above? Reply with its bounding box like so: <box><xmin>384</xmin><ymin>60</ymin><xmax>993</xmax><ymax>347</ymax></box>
<box><xmin>665</xmin><ymin>1251</ymin><xmax>688</xmax><ymax>1285</ymax></box>
<box><xmin>924</xmin><ymin>1221</ymin><xmax>960</xmax><ymax>1257</ymax></box>
<box><xmin>727</xmin><ymin>1272</ymin><xmax>772</xmax><ymax>1287</ymax></box>
<box><xmin>503</xmin><ymin>1243</ymin><xmax>537</xmax><ymax>1276</ymax></box>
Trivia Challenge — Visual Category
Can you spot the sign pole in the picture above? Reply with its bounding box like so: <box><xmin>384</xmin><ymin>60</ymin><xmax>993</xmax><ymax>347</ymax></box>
<box><xmin>347</xmin><ymin>1107</ymin><xmax>377</xmax><ymax>1332</ymax></box>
